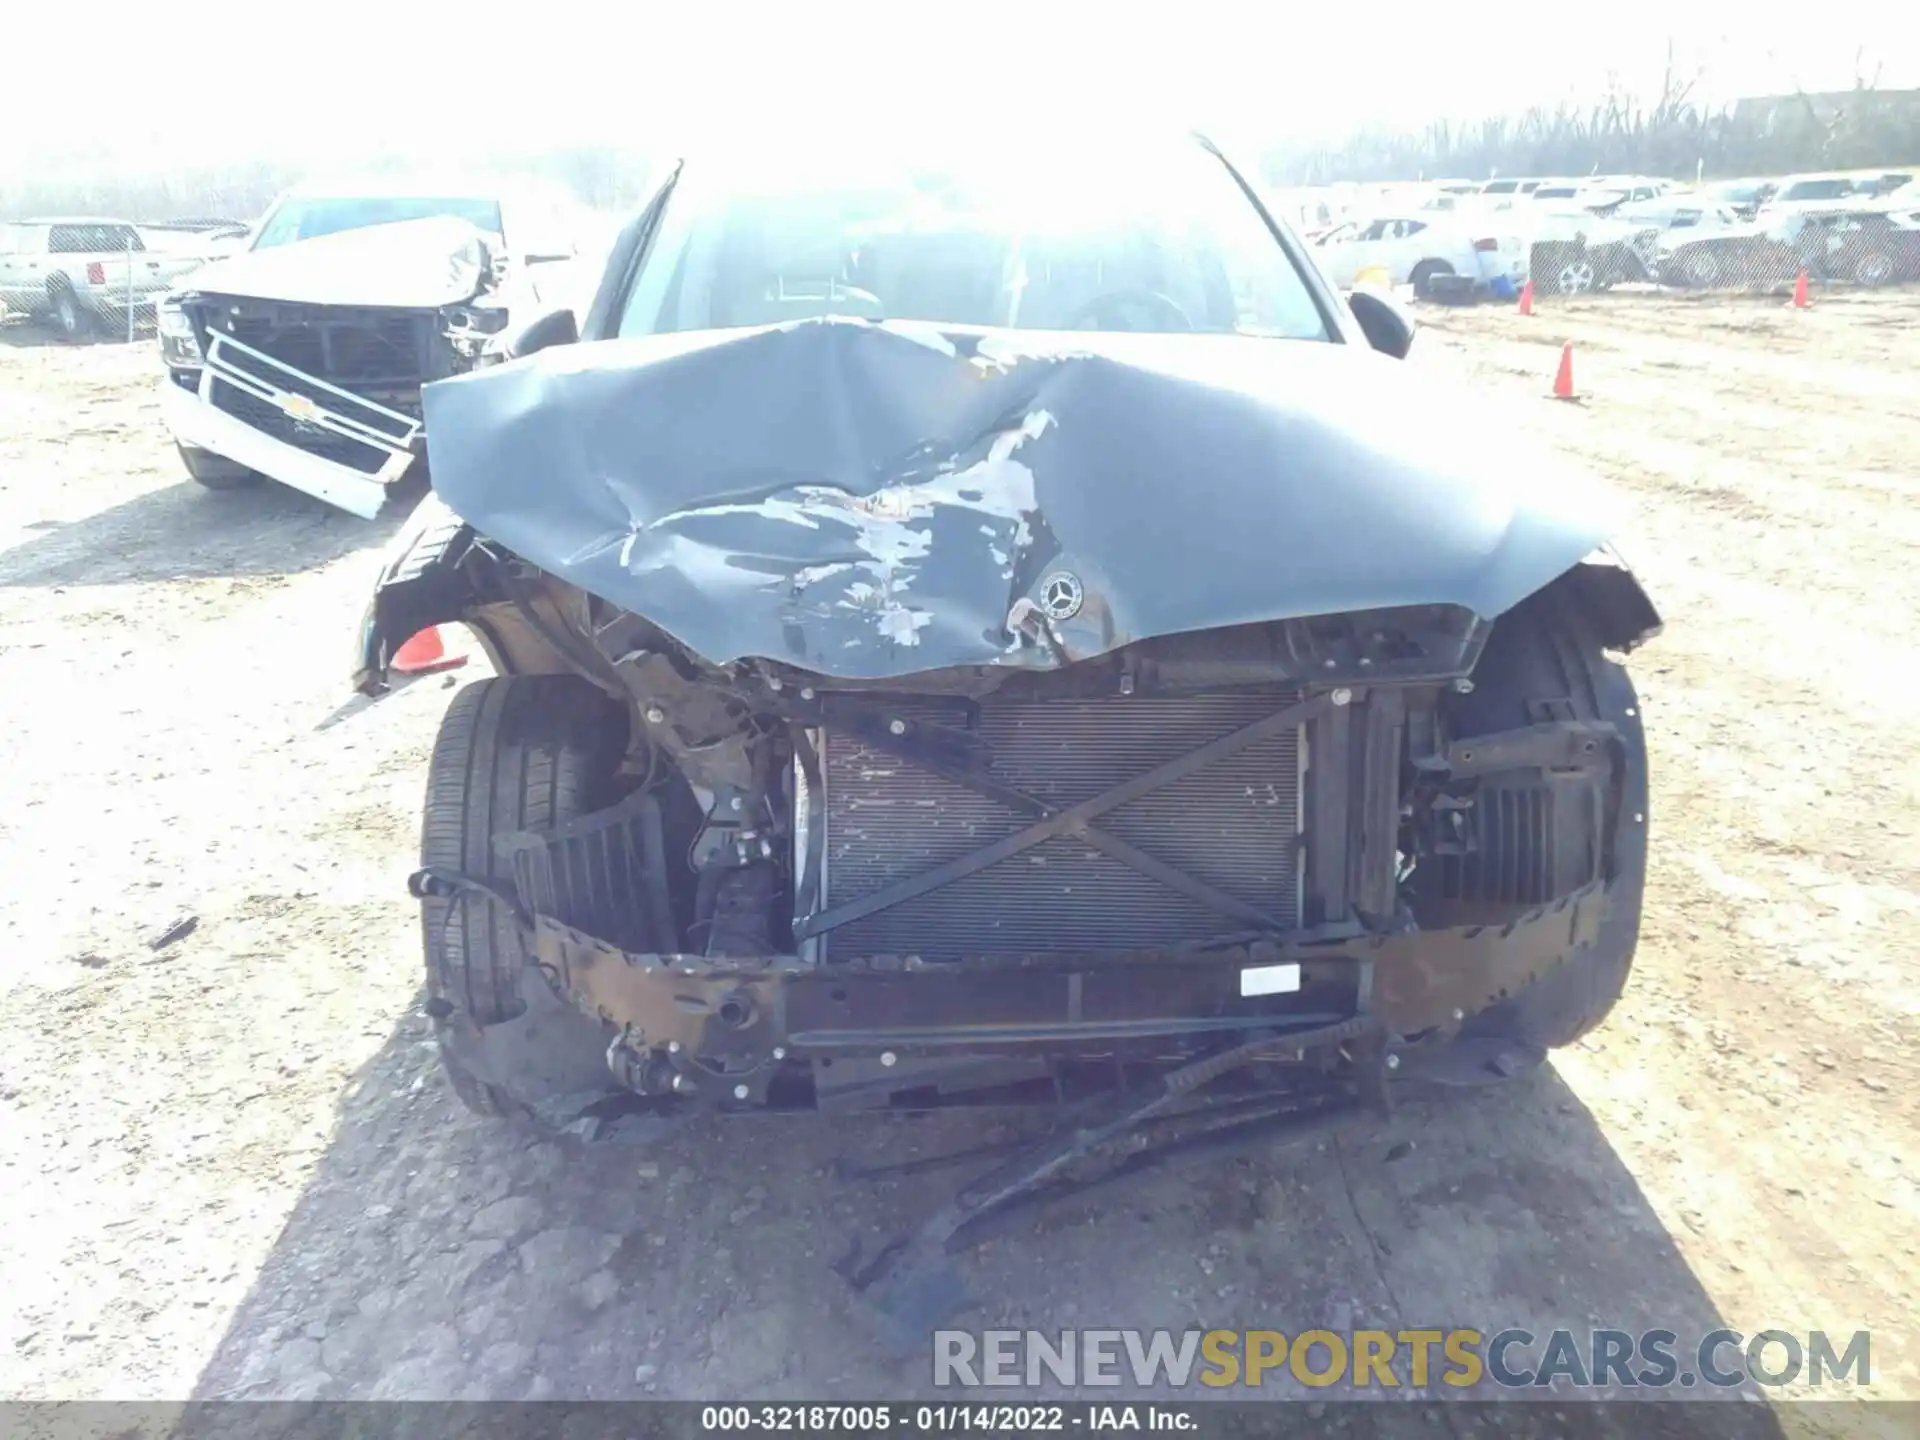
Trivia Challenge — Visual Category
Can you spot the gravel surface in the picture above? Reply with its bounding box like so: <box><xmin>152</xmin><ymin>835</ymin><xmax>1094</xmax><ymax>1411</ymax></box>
<box><xmin>0</xmin><ymin>297</ymin><xmax>1914</xmax><ymax>1432</ymax></box>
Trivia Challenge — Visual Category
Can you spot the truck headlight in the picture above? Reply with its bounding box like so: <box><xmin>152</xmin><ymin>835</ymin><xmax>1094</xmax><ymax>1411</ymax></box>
<box><xmin>157</xmin><ymin>301</ymin><xmax>202</xmax><ymax>365</ymax></box>
<box><xmin>444</xmin><ymin>303</ymin><xmax>511</xmax><ymax>337</ymax></box>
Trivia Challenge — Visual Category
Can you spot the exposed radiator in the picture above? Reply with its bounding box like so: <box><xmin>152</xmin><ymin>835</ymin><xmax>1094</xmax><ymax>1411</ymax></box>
<box><xmin>811</xmin><ymin>692</ymin><xmax>1304</xmax><ymax>963</ymax></box>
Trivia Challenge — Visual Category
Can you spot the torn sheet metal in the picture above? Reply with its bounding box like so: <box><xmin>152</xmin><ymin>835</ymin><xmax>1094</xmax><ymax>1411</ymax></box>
<box><xmin>420</xmin><ymin>317</ymin><xmax>1627</xmax><ymax>679</ymax></box>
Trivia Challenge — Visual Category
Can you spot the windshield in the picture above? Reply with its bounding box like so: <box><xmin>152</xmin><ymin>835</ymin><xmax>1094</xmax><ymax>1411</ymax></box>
<box><xmin>617</xmin><ymin>139</ymin><xmax>1329</xmax><ymax>341</ymax></box>
<box><xmin>253</xmin><ymin>195</ymin><xmax>503</xmax><ymax>250</ymax></box>
<box><xmin>1778</xmin><ymin>180</ymin><xmax>1852</xmax><ymax>202</ymax></box>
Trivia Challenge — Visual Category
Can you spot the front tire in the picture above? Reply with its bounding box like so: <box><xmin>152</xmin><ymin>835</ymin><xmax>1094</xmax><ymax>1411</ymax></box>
<box><xmin>420</xmin><ymin>674</ymin><xmax>627</xmax><ymax>1117</ymax></box>
<box><xmin>1410</xmin><ymin>260</ymin><xmax>1454</xmax><ymax>300</ymax></box>
<box><xmin>175</xmin><ymin>441</ymin><xmax>263</xmax><ymax>491</ymax></box>
<box><xmin>1852</xmin><ymin>251</ymin><xmax>1894</xmax><ymax>287</ymax></box>
<box><xmin>47</xmin><ymin>285</ymin><xmax>88</xmax><ymax>342</ymax></box>
<box><xmin>1556</xmin><ymin>258</ymin><xmax>1598</xmax><ymax>296</ymax></box>
<box><xmin>1680</xmin><ymin>249</ymin><xmax>1721</xmax><ymax>288</ymax></box>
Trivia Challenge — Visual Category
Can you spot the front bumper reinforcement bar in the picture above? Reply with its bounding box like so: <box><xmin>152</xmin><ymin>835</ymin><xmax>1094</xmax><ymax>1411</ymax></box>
<box><xmin>481</xmin><ymin>877</ymin><xmax>1611</xmax><ymax>1059</ymax></box>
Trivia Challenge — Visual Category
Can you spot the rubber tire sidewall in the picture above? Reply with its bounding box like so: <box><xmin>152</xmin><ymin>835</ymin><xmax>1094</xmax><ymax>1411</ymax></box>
<box><xmin>1682</xmin><ymin>250</ymin><xmax>1719</xmax><ymax>287</ymax></box>
<box><xmin>1448</xmin><ymin>588</ymin><xmax>1650</xmax><ymax>1050</ymax></box>
<box><xmin>1853</xmin><ymin>251</ymin><xmax>1893</xmax><ymax>287</ymax></box>
<box><xmin>50</xmin><ymin>286</ymin><xmax>87</xmax><ymax>342</ymax></box>
<box><xmin>1558</xmin><ymin>259</ymin><xmax>1596</xmax><ymax>296</ymax></box>
<box><xmin>175</xmin><ymin>441</ymin><xmax>263</xmax><ymax>490</ymax></box>
<box><xmin>1410</xmin><ymin>260</ymin><xmax>1453</xmax><ymax>300</ymax></box>
<box><xmin>421</xmin><ymin>674</ymin><xmax>628</xmax><ymax>1117</ymax></box>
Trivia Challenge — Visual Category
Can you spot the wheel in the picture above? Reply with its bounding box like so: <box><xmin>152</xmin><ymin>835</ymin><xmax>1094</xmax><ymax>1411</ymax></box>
<box><xmin>1852</xmin><ymin>251</ymin><xmax>1894</xmax><ymax>287</ymax></box>
<box><xmin>1681</xmin><ymin>250</ymin><xmax>1721</xmax><ymax>288</ymax></box>
<box><xmin>1416</xmin><ymin>584</ymin><xmax>1649</xmax><ymax>1050</ymax></box>
<box><xmin>47</xmin><ymin>285</ymin><xmax>88</xmax><ymax>342</ymax></box>
<box><xmin>175</xmin><ymin>441</ymin><xmax>263</xmax><ymax>491</ymax></box>
<box><xmin>1409</xmin><ymin>260</ymin><xmax>1454</xmax><ymax>299</ymax></box>
<box><xmin>421</xmin><ymin>674</ymin><xmax>629</xmax><ymax>1117</ymax></box>
<box><xmin>1556</xmin><ymin>258</ymin><xmax>1598</xmax><ymax>295</ymax></box>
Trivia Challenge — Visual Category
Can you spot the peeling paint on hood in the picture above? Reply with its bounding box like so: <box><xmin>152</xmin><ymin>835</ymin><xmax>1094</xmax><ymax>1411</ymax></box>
<box><xmin>174</xmin><ymin>216</ymin><xmax>491</xmax><ymax>310</ymax></box>
<box><xmin>419</xmin><ymin>317</ymin><xmax>1628</xmax><ymax>680</ymax></box>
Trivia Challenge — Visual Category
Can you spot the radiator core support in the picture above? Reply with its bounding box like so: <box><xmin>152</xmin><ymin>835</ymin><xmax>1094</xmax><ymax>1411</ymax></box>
<box><xmin>798</xmin><ymin>691</ymin><xmax>1309</xmax><ymax>964</ymax></box>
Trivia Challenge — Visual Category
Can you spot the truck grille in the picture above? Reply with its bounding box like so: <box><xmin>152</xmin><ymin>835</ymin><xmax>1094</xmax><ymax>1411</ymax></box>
<box><xmin>210</xmin><ymin>386</ymin><xmax>392</xmax><ymax>475</ymax></box>
<box><xmin>815</xmin><ymin>692</ymin><xmax>1304</xmax><ymax>962</ymax></box>
<box><xmin>194</xmin><ymin>299</ymin><xmax>438</xmax><ymax>387</ymax></box>
<box><xmin>199</xmin><ymin>327</ymin><xmax>424</xmax><ymax>477</ymax></box>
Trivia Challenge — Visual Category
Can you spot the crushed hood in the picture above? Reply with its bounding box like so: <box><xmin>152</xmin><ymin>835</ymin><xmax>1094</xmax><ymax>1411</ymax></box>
<box><xmin>420</xmin><ymin>318</ymin><xmax>1629</xmax><ymax>680</ymax></box>
<box><xmin>177</xmin><ymin>216</ymin><xmax>490</xmax><ymax>309</ymax></box>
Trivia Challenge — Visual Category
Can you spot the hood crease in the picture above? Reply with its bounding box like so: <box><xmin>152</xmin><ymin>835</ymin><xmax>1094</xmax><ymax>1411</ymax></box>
<box><xmin>420</xmin><ymin>317</ymin><xmax>1626</xmax><ymax>679</ymax></box>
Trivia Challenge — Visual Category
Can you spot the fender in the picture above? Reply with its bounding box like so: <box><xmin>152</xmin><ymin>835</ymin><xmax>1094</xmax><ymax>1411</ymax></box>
<box><xmin>1557</xmin><ymin>545</ymin><xmax>1664</xmax><ymax>653</ymax></box>
<box><xmin>354</xmin><ymin>493</ymin><xmax>603</xmax><ymax>697</ymax></box>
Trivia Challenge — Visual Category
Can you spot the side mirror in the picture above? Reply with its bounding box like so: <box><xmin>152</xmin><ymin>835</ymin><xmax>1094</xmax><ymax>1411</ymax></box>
<box><xmin>1348</xmin><ymin>289</ymin><xmax>1415</xmax><ymax>359</ymax></box>
<box><xmin>499</xmin><ymin>305</ymin><xmax>578</xmax><ymax>361</ymax></box>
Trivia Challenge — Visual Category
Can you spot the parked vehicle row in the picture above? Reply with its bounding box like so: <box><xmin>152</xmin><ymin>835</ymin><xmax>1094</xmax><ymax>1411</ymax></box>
<box><xmin>1465</xmin><ymin>168</ymin><xmax>1913</xmax><ymax>219</ymax></box>
<box><xmin>1294</xmin><ymin>181</ymin><xmax>1920</xmax><ymax>299</ymax></box>
<box><xmin>1307</xmin><ymin>213</ymin><xmax>1527</xmax><ymax>298</ymax></box>
<box><xmin>1272</xmin><ymin>167</ymin><xmax>1920</xmax><ymax>244</ymax></box>
<box><xmin>1659</xmin><ymin>204</ymin><xmax>1920</xmax><ymax>289</ymax></box>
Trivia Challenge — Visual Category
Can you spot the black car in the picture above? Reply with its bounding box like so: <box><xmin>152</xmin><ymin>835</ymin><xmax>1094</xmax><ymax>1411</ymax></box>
<box><xmin>1663</xmin><ymin>206</ymin><xmax>1920</xmax><ymax>289</ymax></box>
<box><xmin>352</xmin><ymin>130</ymin><xmax>1660</xmax><ymax>1333</ymax></box>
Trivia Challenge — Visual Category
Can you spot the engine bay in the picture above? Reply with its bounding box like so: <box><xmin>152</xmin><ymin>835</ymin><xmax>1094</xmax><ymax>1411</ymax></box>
<box><xmin>529</xmin><ymin>588</ymin><xmax>1502</xmax><ymax>977</ymax></box>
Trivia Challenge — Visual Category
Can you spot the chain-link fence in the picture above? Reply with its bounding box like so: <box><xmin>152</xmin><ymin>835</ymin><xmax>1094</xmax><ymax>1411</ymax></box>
<box><xmin>1525</xmin><ymin>205</ymin><xmax>1920</xmax><ymax>299</ymax></box>
<box><xmin>0</xmin><ymin>218</ymin><xmax>247</xmax><ymax>345</ymax></box>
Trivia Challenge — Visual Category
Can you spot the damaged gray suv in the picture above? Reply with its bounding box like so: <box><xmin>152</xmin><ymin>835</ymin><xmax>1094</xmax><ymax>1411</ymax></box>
<box><xmin>353</xmin><ymin>131</ymin><xmax>1658</xmax><ymax>1334</ymax></box>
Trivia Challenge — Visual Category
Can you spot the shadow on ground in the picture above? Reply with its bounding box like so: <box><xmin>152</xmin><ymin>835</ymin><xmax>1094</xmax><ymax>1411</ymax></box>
<box><xmin>0</xmin><ymin>477</ymin><xmax>414</xmax><ymax>589</ymax></box>
<box><xmin>0</xmin><ymin>321</ymin><xmax>152</xmax><ymax>350</ymax></box>
<box><xmin>186</xmin><ymin>1010</ymin><xmax>1789</xmax><ymax>1436</ymax></box>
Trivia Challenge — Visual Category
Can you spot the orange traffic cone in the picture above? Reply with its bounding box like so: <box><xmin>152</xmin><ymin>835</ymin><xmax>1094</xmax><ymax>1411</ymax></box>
<box><xmin>1551</xmin><ymin>341</ymin><xmax>1577</xmax><ymax>400</ymax></box>
<box><xmin>392</xmin><ymin>625</ymin><xmax>467</xmax><ymax>676</ymax></box>
<box><xmin>1517</xmin><ymin>279</ymin><xmax>1535</xmax><ymax>316</ymax></box>
<box><xmin>1790</xmin><ymin>269</ymin><xmax>1810</xmax><ymax>308</ymax></box>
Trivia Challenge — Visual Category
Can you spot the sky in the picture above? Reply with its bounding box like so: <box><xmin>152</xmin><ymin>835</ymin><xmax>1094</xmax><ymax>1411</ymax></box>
<box><xmin>5</xmin><ymin>3</ymin><xmax>1917</xmax><ymax>180</ymax></box>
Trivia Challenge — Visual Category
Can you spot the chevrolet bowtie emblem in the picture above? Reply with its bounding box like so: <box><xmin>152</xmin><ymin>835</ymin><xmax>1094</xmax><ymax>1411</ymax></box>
<box><xmin>278</xmin><ymin>393</ymin><xmax>321</xmax><ymax>424</ymax></box>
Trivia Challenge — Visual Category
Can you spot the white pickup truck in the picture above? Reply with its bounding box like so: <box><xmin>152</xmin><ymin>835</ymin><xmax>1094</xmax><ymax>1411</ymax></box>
<box><xmin>0</xmin><ymin>218</ymin><xmax>214</xmax><ymax>339</ymax></box>
<box><xmin>158</xmin><ymin>176</ymin><xmax>596</xmax><ymax>517</ymax></box>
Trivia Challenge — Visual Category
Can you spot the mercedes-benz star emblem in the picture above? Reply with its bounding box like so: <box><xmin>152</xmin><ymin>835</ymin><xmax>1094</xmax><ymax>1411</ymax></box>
<box><xmin>1038</xmin><ymin>571</ymin><xmax>1084</xmax><ymax>622</ymax></box>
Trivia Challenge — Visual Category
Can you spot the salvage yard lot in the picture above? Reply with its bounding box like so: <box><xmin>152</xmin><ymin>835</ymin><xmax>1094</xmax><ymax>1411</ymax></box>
<box><xmin>0</xmin><ymin>296</ymin><xmax>1915</xmax><ymax>1427</ymax></box>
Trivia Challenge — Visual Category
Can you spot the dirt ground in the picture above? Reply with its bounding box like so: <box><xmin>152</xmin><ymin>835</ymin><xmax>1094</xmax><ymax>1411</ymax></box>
<box><xmin>0</xmin><ymin>293</ymin><xmax>1914</xmax><ymax>1432</ymax></box>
